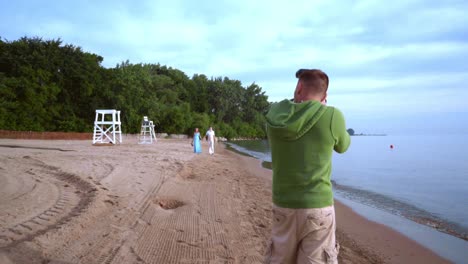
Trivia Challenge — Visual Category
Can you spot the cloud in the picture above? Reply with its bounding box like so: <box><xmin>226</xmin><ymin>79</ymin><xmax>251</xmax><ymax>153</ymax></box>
<box><xmin>1</xmin><ymin>0</ymin><xmax>468</xmax><ymax>133</ymax></box>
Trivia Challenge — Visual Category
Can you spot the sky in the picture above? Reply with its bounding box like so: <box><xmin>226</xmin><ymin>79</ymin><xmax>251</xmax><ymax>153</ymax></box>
<box><xmin>1</xmin><ymin>0</ymin><xmax>468</xmax><ymax>135</ymax></box>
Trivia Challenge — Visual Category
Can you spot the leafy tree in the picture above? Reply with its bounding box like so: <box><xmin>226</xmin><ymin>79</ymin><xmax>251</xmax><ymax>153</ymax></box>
<box><xmin>0</xmin><ymin>37</ymin><xmax>271</xmax><ymax>139</ymax></box>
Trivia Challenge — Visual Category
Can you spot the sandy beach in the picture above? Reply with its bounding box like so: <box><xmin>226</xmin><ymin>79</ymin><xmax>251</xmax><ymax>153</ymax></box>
<box><xmin>0</xmin><ymin>138</ymin><xmax>451</xmax><ymax>263</ymax></box>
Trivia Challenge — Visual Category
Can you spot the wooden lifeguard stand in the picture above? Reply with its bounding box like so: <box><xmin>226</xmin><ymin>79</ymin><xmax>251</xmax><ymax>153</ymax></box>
<box><xmin>93</xmin><ymin>109</ymin><xmax>122</xmax><ymax>144</ymax></box>
<box><xmin>138</xmin><ymin>116</ymin><xmax>157</xmax><ymax>144</ymax></box>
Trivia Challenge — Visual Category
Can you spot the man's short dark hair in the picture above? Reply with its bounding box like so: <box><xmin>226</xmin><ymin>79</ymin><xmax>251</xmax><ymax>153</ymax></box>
<box><xmin>295</xmin><ymin>69</ymin><xmax>329</xmax><ymax>94</ymax></box>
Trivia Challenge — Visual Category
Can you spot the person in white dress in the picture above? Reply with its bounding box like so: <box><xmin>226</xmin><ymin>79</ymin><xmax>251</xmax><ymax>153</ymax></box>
<box><xmin>205</xmin><ymin>127</ymin><xmax>216</xmax><ymax>155</ymax></box>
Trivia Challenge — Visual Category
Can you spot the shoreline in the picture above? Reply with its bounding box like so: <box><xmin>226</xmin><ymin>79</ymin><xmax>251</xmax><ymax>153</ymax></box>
<box><xmin>239</xmin><ymin>149</ymin><xmax>467</xmax><ymax>242</ymax></box>
<box><xmin>332</xmin><ymin>180</ymin><xmax>467</xmax><ymax>241</ymax></box>
<box><xmin>228</xmin><ymin>144</ymin><xmax>461</xmax><ymax>264</ymax></box>
<box><xmin>225</xmin><ymin>142</ymin><xmax>467</xmax><ymax>236</ymax></box>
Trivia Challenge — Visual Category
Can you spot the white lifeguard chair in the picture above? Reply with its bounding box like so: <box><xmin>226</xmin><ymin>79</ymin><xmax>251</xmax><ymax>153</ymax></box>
<box><xmin>138</xmin><ymin>116</ymin><xmax>157</xmax><ymax>144</ymax></box>
<box><xmin>92</xmin><ymin>109</ymin><xmax>122</xmax><ymax>144</ymax></box>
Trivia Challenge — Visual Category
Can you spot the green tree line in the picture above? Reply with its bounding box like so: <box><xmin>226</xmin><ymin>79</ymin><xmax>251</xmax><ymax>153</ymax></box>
<box><xmin>0</xmin><ymin>37</ymin><xmax>270</xmax><ymax>139</ymax></box>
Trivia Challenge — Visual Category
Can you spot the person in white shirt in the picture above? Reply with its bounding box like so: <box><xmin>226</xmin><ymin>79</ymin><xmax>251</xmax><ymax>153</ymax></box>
<box><xmin>205</xmin><ymin>127</ymin><xmax>216</xmax><ymax>155</ymax></box>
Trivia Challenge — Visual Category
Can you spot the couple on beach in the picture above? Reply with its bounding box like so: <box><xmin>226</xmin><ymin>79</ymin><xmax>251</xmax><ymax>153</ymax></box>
<box><xmin>192</xmin><ymin>127</ymin><xmax>216</xmax><ymax>155</ymax></box>
<box><xmin>264</xmin><ymin>69</ymin><xmax>350</xmax><ymax>264</ymax></box>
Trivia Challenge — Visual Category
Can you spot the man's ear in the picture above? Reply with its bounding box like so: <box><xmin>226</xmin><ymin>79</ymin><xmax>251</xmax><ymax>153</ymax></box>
<box><xmin>294</xmin><ymin>81</ymin><xmax>302</xmax><ymax>102</ymax></box>
<box><xmin>321</xmin><ymin>92</ymin><xmax>327</xmax><ymax>103</ymax></box>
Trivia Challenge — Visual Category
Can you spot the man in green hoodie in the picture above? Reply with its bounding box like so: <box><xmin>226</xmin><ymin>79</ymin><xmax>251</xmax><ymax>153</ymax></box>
<box><xmin>265</xmin><ymin>69</ymin><xmax>350</xmax><ymax>264</ymax></box>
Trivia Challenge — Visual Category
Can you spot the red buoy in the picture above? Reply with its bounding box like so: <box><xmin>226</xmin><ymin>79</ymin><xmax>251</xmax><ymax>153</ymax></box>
<box><xmin>390</xmin><ymin>144</ymin><xmax>394</xmax><ymax>149</ymax></box>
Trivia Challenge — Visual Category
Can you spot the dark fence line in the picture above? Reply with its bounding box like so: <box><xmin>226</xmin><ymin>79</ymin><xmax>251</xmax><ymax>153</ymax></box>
<box><xmin>0</xmin><ymin>130</ymin><xmax>93</xmax><ymax>140</ymax></box>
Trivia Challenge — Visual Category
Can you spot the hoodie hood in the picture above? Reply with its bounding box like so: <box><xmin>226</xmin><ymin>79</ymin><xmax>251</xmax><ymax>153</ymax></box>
<box><xmin>266</xmin><ymin>99</ymin><xmax>327</xmax><ymax>141</ymax></box>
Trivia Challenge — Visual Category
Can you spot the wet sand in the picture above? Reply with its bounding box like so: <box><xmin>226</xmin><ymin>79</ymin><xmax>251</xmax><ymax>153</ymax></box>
<box><xmin>0</xmin><ymin>139</ymin><xmax>451</xmax><ymax>263</ymax></box>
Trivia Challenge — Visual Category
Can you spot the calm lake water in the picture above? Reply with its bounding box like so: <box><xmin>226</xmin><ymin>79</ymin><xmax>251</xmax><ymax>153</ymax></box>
<box><xmin>227</xmin><ymin>135</ymin><xmax>468</xmax><ymax>240</ymax></box>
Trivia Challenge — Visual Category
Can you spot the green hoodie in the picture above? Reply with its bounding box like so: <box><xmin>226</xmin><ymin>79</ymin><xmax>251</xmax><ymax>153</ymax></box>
<box><xmin>266</xmin><ymin>99</ymin><xmax>350</xmax><ymax>208</ymax></box>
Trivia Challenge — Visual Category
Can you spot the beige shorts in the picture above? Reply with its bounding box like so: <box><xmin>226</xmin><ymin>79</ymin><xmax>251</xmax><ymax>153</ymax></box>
<box><xmin>265</xmin><ymin>205</ymin><xmax>339</xmax><ymax>264</ymax></box>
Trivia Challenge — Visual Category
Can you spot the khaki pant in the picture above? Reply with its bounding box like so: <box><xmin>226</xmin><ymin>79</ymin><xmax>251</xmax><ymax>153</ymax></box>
<box><xmin>265</xmin><ymin>205</ymin><xmax>339</xmax><ymax>264</ymax></box>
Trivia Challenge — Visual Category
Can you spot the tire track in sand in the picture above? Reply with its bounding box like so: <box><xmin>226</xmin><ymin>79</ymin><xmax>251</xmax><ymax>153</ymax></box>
<box><xmin>0</xmin><ymin>157</ymin><xmax>96</xmax><ymax>249</ymax></box>
<box><xmin>76</xmin><ymin>158</ymin><xmax>180</xmax><ymax>264</ymax></box>
<box><xmin>124</xmin><ymin>150</ymin><xmax>271</xmax><ymax>263</ymax></box>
